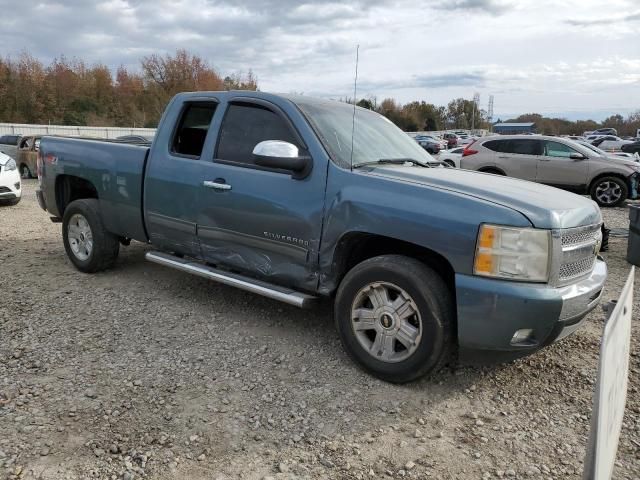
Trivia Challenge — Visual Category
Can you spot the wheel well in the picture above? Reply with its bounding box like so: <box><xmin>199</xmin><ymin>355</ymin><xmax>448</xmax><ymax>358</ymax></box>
<box><xmin>331</xmin><ymin>232</ymin><xmax>456</xmax><ymax>296</ymax></box>
<box><xmin>478</xmin><ymin>167</ymin><xmax>505</xmax><ymax>175</ymax></box>
<box><xmin>55</xmin><ymin>175</ymin><xmax>98</xmax><ymax>216</ymax></box>
<box><xmin>588</xmin><ymin>172</ymin><xmax>630</xmax><ymax>192</ymax></box>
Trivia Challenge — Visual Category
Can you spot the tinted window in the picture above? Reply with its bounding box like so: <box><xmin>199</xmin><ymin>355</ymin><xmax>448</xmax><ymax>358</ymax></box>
<box><xmin>483</xmin><ymin>140</ymin><xmax>507</xmax><ymax>152</ymax></box>
<box><xmin>544</xmin><ymin>141</ymin><xmax>578</xmax><ymax>158</ymax></box>
<box><xmin>504</xmin><ymin>139</ymin><xmax>541</xmax><ymax>155</ymax></box>
<box><xmin>216</xmin><ymin>103</ymin><xmax>299</xmax><ymax>165</ymax></box>
<box><xmin>172</xmin><ymin>102</ymin><xmax>217</xmax><ymax>158</ymax></box>
<box><xmin>0</xmin><ymin>135</ymin><xmax>19</xmax><ymax>145</ymax></box>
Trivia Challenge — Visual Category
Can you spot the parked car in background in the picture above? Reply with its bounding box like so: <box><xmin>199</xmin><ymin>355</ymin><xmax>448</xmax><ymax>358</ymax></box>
<box><xmin>621</xmin><ymin>141</ymin><xmax>640</xmax><ymax>155</ymax></box>
<box><xmin>0</xmin><ymin>151</ymin><xmax>21</xmax><ymax>206</ymax></box>
<box><xmin>584</xmin><ymin>128</ymin><xmax>617</xmax><ymax>137</ymax></box>
<box><xmin>437</xmin><ymin>146</ymin><xmax>465</xmax><ymax>168</ymax></box>
<box><xmin>442</xmin><ymin>133</ymin><xmax>458</xmax><ymax>148</ymax></box>
<box><xmin>418</xmin><ymin>135</ymin><xmax>447</xmax><ymax>150</ymax></box>
<box><xmin>415</xmin><ymin>136</ymin><xmax>441</xmax><ymax>154</ymax></box>
<box><xmin>457</xmin><ymin>134</ymin><xmax>475</xmax><ymax>146</ymax></box>
<box><xmin>16</xmin><ymin>135</ymin><xmax>41</xmax><ymax>178</ymax></box>
<box><xmin>461</xmin><ymin>135</ymin><xmax>640</xmax><ymax>207</ymax></box>
<box><xmin>0</xmin><ymin>134</ymin><xmax>21</xmax><ymax>160</ymax></box>
<box><xmin>591</xmin><ymin>135</ymin><xmax>632</xmax><ymax>152</ymax></box>
<box><xmin>36</xmin><ymin>91</ymin><xmax>607</xmax><ymax>382</ymax></box>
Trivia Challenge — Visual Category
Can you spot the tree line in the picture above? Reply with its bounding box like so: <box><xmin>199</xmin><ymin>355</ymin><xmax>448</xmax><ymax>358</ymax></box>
<box><xmin>354</xmin><ymin>97</ymin><xmax>640</xmax><ymax>136</ymax></box>
<box><xmin>1</xmin><ymin>49</ymin><xmax>638</xmax><ymax>136</ymax></box>
<box><xmin>0</xmin><ymin>50</ymin><xmax>257</xmax><ymax>127</ymax></box>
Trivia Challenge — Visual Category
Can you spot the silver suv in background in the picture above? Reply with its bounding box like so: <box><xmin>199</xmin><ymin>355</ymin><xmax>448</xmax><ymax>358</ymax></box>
<box><xmin>461</xmin><ymin>135</ymin><xmax>640</xmax><ymax>207</ymax></box>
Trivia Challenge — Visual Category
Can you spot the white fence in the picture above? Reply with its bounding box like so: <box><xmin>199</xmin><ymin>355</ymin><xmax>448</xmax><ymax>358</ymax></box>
<box><xmin>0</xmin><ymin>123</ymin><xmax>156</xmax><ymax>139</ymax></box>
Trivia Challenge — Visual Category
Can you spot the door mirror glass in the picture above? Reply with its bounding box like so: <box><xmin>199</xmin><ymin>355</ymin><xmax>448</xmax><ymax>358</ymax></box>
<box><xmin>252</xmin><ymin>140</ymin><xmax>311</xmax><ymax>178</ymax></box>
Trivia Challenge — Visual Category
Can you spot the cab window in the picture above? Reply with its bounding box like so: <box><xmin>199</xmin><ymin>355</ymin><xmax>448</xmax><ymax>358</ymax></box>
<box><xmin>216</xmin><ymin>103</ymin><xmax>300</xmax><ymax>166</ymax></box>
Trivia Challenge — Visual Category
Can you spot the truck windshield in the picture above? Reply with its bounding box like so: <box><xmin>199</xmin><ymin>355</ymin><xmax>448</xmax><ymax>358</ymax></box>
<box><xmin>292</xmin><ymin>97</ymin><xmax>434</xmax><ymax>168</ymax></box>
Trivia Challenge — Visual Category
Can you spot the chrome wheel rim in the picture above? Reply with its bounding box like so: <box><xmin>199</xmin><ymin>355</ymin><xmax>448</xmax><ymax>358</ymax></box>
<box><xmin>67</xmin><ymin>214</ymin><xmax>93</xmax><ymax>261</ymax></box>
<box><xmin>595</xmin><ymin>181</ymin><xmax>622</xmax><ymax>205</ymax></box>
<box><xmin>20</xmin><ymin>166</ymin><xmax>29</xmax><ymax>179</ymax></box>
<box><xmin>350</xmin><ymin>281</ymin><xmax>422</xmax><ymax>363</ymax></box>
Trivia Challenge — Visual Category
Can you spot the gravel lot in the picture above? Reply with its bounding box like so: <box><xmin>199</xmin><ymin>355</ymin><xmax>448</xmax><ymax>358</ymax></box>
<box><xmin>1</xmin><ymin>180</ymin><xmax>639</xmax><ymax>480</ymax></box>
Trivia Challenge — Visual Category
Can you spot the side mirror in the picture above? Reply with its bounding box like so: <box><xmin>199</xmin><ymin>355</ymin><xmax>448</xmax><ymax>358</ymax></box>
<box><xmin>252</xmin><ymin>140</ymin><xmax>312</xmax><ymax>179</ymax></box>
<box><xmin>570</xmin><ymin>152</ymin><xmax>587</xmax><ymax>161</ymax></box>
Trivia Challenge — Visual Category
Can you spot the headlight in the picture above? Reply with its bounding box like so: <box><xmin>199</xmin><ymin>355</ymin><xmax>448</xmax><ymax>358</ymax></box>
<box><xmin>4</xmin><ymin>159</ymin><xmax>16</xmax><ymax>171</ymax></box>
<box><xmin>474</xmin><ymin>224</ymin><xmax>551</xmax><ymax>282</ymax></box>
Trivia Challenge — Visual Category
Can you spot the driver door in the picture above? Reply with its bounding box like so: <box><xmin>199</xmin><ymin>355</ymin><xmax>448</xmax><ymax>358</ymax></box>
<box><xmin>196</xmin><ymin>98</ymin><xmax>327</xmax><ymax>291</ymax></box>
<box><xmin>536</xmin><ymin>140</ymin><xmax>589</xmax><ymax>189</ymax></box>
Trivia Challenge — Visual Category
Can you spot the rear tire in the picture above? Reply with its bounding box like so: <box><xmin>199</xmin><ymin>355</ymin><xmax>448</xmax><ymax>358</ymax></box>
<box><xmin>62</xmin><ymin>199</ymin><xmax>119</xmax><ymax>273</ymax></box>
<box><xmin>334</xmin><ymin>255</ymin><xmax>453</xmax><ymax>383</ymax></box>
<box><xmin>443</xmin><ymin>160</ymin><xmax>455</xmax><ymax>168</ymax></box>
<box><xmin>20</xmin><ymin>164</ymin><xmax>33</xmax><ymax>179</ymax></box>
<box><xmin>590</xmin><ymin>176</ymin><xmax>627</xmax><ymax>207</ymax></box>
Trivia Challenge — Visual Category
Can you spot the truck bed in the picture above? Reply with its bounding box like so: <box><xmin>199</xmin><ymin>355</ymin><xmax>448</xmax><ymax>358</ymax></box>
<box><xmin>39</xmin><ymin>136</ymin><xmax>150</xmax><ymax>242</ymax></box>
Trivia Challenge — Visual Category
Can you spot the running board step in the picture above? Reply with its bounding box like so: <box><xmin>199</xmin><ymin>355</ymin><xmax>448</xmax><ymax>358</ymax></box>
<box><xmin>145</xmin><ymin>251</ymin><xmax>317</xmax><ymax>308</ymax></box>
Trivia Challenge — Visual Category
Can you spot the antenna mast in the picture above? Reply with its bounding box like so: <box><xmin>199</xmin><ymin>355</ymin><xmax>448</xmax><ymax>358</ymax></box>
<box><xmin>350</xmin><ymin>44</ymin><xmax>360</xmax><ymax>170</ymax></box>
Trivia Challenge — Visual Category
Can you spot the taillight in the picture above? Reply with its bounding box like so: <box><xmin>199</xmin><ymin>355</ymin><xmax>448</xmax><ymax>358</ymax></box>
<box><xmin>462</xmin><ymin>140</ymin><xmax>478</xmax><ymax>157</ymax></box>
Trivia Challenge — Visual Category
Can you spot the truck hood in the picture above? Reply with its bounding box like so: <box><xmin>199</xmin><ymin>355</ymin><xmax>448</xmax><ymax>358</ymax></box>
<box><xmin>367</xmin><ymin>165</ymin><xmax>602</xmax><ymax>229</ymax></box>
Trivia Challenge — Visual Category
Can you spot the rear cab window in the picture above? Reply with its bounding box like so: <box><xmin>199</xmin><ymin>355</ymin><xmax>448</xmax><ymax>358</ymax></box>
<box><xmin>171</xmin><ymin>102</ymin><xmax>217</xmax><ymax>158</ymax></box>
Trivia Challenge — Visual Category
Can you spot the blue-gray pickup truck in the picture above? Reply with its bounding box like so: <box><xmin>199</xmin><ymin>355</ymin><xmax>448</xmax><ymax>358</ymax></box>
<box><xmin>36</xmin><ymin>91</ymin><xmax>607</xmax><ymax>382</ymax></box>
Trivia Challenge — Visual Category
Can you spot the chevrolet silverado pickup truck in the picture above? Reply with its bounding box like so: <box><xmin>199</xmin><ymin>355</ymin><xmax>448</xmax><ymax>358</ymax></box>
<box><xmin>36</xmin><ymin>91</ymin><xmax>607</xmax><ymax>383</ymax></box>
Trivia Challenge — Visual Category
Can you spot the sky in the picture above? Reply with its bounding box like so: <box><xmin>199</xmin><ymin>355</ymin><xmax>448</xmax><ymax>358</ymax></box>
<box><xmin>1</xmin><ymin>0</ymin><xmax>639</xmax><ymax>121</ymax></box>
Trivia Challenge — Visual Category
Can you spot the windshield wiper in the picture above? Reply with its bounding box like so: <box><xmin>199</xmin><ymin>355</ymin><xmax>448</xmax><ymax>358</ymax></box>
<box><xmin>353</xmin><ymin>158</ymin><xmax>432</xmax><ymax>169</ymax></box>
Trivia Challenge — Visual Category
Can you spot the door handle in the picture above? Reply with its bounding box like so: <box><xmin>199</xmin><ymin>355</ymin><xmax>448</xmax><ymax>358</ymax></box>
<box><xmin>539</xmin><ymin>159</ymin><xmax>551</xmax><ymax>162</ymax></box>
<box><xmin>203</xmin><ymin>180</ymin><xmax>232</xmax><ymax>191</ymax></box>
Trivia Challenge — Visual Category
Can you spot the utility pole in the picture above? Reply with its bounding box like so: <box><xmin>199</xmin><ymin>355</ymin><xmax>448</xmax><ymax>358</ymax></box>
<box><xmin>488</xmin><ymin>95</ymin><xmax>494</xmax><ymax>132</ymax></box>
<box><xmin>472</xmin><ymin>92</ymin><xmax>480</xmax><ymax>132</ymax></box>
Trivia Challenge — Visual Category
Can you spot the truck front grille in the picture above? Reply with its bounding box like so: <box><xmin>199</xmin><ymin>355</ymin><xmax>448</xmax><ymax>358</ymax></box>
<box><xmin>559</xmin><ymin>256</ymin><xmax>596</xmax><ymax>280</ymax></box>
<box><xmin>557</xmin><ymin>224</ymin><xmax>601</xmax><ymax>283</ymax></box>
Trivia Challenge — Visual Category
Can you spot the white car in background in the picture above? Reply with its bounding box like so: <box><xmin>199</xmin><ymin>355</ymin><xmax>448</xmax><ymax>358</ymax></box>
<box><xmin>591</xmin><ymin>135</ymin><xmax>633</xmax><ymax>152</ymax></box>
<box><xmin>437</xmin><ymin>146</ymin><xmax>465</xmax><ymax>167</ymax></box>
<box><xmin>0</xmin><ymin>152</ymin><xmax>21</xmax><ymax>206</ymax></box>
<box><xmin>575</xmin><ymin>140</ymin><xmax>640</xmax><ymax>161</ymax></box>
<box><xmin>457</xmin><ymin>135</ymin><xmax>475</xmax><ymax>146</ymax></box>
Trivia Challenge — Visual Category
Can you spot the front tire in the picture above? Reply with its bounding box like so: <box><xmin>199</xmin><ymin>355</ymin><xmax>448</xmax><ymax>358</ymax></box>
<box><xmin>335</xmin><ymin>255</ymin><xmax>453</xmax><ymax>383</ymax></box>
<box><xmin>62</xmin><ymin>199</ymin><xmax>119</xmax><ymax>273</ymax></box>
<box><xmin>590</xmin><ymin>176</ymin><xmax>628</xmax><ymax>207</ymax></box>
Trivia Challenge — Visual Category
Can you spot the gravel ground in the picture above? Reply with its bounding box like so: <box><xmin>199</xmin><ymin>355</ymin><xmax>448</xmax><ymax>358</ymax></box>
<box><xmin>1</xmin><ymin>180</ymin><xmax>639</xmax><ymax>480</ymax></box>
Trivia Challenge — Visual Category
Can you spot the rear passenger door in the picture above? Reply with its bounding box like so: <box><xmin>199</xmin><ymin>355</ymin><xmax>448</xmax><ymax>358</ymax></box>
<box><xmin>144</xmin><ymin>100</ymin><xmax>218</xmax><ymax>257</ymax></box>
<box><xmin>536</xmin><ymin>140</ymin><xmax>589</xmax><ymax>189</ymax></box>
<box><xmin>496</xmin><ymin>139</ymin><xmax>541</xmax><ymax>181</ymax></box>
